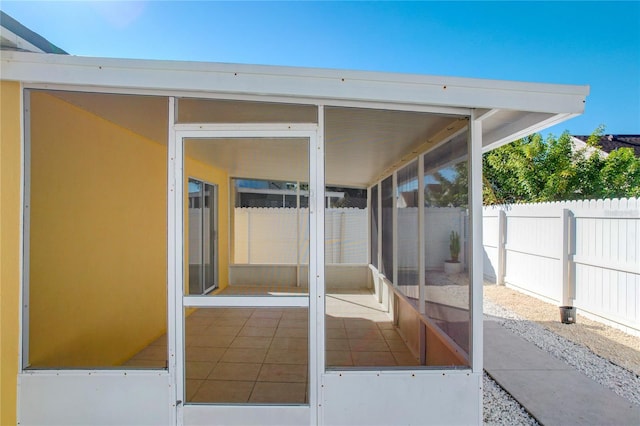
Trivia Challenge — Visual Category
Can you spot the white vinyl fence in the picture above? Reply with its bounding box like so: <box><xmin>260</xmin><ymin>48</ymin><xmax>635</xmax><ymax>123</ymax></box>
<box><xmin>233</xmin><ymin>207</ymin><xmax>368</xmax><ymax>264</ymax></box>
<box><xmin>483</xmin><ymin>198</ymin><xmax>639</xmax><ymax>335</ymax></box>
<box><xmin>398</xmin><ymin>207</ymin><xmax>468</xmax><ymax>271</ymax></box>
<box><xmin>234</xmin><ymin>207</ymin><xmax>468</xmax><ymax>268</ymax></box>
<box><xmin>232</xmin><ymin>201</ymin><xmax>638</xmax><ymax>334</ymax></box>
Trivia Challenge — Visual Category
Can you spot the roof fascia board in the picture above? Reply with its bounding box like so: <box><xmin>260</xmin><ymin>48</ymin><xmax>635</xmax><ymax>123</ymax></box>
<box><xmin>21</xmin><ymin>82</ymin><xmax>471</xmax><ymax>117</ymax></box>
<box><xmin>0</xmin><ymin>11</ymin><xmax>67</xmax><ymax>54</ymax></box>
<box><xmin>0</xmin><ymin>26</ymin><xmax>45</xmax><ymax>53</ymax></box>
<box><xmin>482</xmin><ymin>112</ymin><xmax>578</xmax><ymax>152</ymax></box>
<box><xmin>1</xmin><ymin>51</ymin><xmax>589</xmax><ymax>114</ymax></box>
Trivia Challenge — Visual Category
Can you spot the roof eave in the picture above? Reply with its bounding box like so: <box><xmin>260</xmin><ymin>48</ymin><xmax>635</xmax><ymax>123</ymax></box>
<box><xmin>0</xmin><ymin>51</ymin><xmax>589</xmax><ymax>115</ymax></box>
<box><xmin>0</xmin><ymin>12</ymin><xmax>68</xmax><ymax>54</ymax></box>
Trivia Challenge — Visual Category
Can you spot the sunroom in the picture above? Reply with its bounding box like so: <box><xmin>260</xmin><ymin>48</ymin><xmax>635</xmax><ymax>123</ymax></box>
<box><xmin>1</xmin><ymin>51</ymin><xmax>588</xmax><ymax>425</ymax></box>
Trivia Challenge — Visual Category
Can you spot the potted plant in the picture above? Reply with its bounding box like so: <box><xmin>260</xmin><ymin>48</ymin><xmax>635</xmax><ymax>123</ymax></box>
<box><xmin>444</xmin><ymin>230</ymin><xmax>462</xmax><ymax>274</ymax></box>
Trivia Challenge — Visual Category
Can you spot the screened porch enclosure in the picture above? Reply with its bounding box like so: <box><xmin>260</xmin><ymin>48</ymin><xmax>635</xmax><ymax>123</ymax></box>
<box><xmin>179</xmin><ymin>103</ymin><xmax>475</xmax><ymax>363</ymax></box>
<box><xmin>170</xmin><ymin>101</ymin><xmax>477</xmax><ymax>409</ymax></box>
<box><xmin>5</xmin><ymin>49</ymin><xmax>591</xmax><ymax>425</ymax></box>
<box><xmin>22</xmin><ymin>90</ymin><xmax>481</xmax><ymax>425</ymax></box>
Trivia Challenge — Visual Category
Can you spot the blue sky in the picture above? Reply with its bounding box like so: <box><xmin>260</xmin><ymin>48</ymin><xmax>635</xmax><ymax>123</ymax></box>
<box><xmin>3</xmin><ymin>1</ymin><xmax>639</xmax><ymax>136</ymax></box>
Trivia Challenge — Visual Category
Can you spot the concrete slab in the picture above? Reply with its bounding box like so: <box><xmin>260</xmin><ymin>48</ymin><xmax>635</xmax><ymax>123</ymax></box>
<box><xmin>484</xmin><ymin>326</ymin><xmax>570</xmax><ymax>371</ymax></box>
<box><xmin>483</xmin><ymin>317</ymin><xmax>504</xmax><ymax>328</ymax></box>
<box><xmin>488</xmin><ymin>369</ymin><xmax>640</xmax><ymax>425</ymax></box>
<box><xmin>484</xmin><ymin>321</ymin><xmax>640</xmax><ymax>426</ymax></box>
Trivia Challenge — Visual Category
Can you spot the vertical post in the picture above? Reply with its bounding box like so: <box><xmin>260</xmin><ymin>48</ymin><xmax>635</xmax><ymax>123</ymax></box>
<box><xmin>418</xmin><ymin>154</ymin><xmax>427</xmax><ymax>365</ymax></box>
<box><xmin>229</xmin><ymin>180</ymin><xmax>235</xmax><ymax>266</ymax></box>
<box><xmin>311</xmin><ymin>106</ymin><xmax>325</xmax><ymax>426</ymax></box>
<box><xmin>167</xmin><ymin>97</ymin><xmax>181</xmax><ymax>425</ymax></box>
<box><xmin>469</xmin><ymin>114</ymin><xmax>483</xmax><ymax>375</ymax></box>
<box><xmin>367</xmin><ymin>186</ymin><xmax>372</xmax><ymax>266</ymax></box>
<box><xmin>199</xmin><ymin>183</ymin><xmax>205</xmax><ymax>293</ymax></box>
<box><xmin>392</xmin><ymin>172</ymin><xmax>398</xmax><ymax>287</ymax></box>
<box><xmin>377</xmin><ymin>181</ymin><xmax>383</xmax><ymax>303</ymax></box>
<box><xmin>296</xmin><ymin>183</ymin><xmax>300</xmax><ymax>287</ymax></box>
<box><xmin>497</xmin><ymin>209</ymin><xmax>506</xmax><ymax>285</ymax></box>
<box><xmin>21</xmin><ymin>88</ymin><xmax>31</xmax><ymax>369</ymax></box>
<box><xmin>561</xmin><ymin>208</ymin><xmax>572</xmax><ymax>306</ymax></box>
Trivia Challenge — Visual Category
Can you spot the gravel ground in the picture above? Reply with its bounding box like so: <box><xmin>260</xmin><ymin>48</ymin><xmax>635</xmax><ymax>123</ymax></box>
<box><xmin>483</xmin><ymin>372</ymin><xmax>539</xmax><ymax>426</ymax></box>
<box><xmin>484</xmin><ymin>283</ymin><xmax>640</xmax><ymax>376</ymax></box>
<box><xmin>482</xmin><ymin>283</ymin><xmax>640</xmax><ymax>425</ymax></box>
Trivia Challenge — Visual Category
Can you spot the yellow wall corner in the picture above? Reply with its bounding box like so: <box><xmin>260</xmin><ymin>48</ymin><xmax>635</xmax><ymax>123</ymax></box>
<box><xmin>0</xmin><ymin>80</ymin><xmax>22</xmax><ymax>426</ymax></box>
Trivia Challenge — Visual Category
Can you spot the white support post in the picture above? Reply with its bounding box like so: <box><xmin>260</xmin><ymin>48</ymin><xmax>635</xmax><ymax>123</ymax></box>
<box><xmin>377</xmin><ymin>182</ymin><xmax>383</xmax><ymax>303</ymax></box>
<box><xmin>229</xmin><ymin>178</ymin><xmax>235</xmax><ymax>266</ymax></box>
<box><xmin>167</xmin><ymin>96</ymin><xmax>180</xmax><ymax>425</ymax></box>
<box><xmin>497</xmin><ymin>209</ymin><xmax>506</xmax><ymax>285</ymax></box>
<box><xmin>469</xmin><ymin>115</ymin><xmax>483</xmax><ymax>375</ymax></box>
<box><xmin>312</xmin><ymin>105</ymin><xmax>325</xmax><ymax>426</ymax></box>
<box><xmin>367</xmin><ymin>186</ymin><xmax>372</xmax><ymax>266</ymax></box>
<box><xmin>561</xmin><ymin>208</ymin><xmax>572</xmax><ymax>306</ymax></box>
<box><xmin>418</xmin><ymin>154</ymin><xmax>427</xmax><ymax>365</ymax></box>
<box><xmin>21</xmin><ymin>87</ymin><xmax>31</xmax><ymax>370</ymax></box>
<box><xmin>392</xmin><ymin>172</ymin><xmax>398</xmax><ymax>287</ymax></box>
<box><xmin>418</xmin><ymin>155</ymin><xmax>426</xmax><ymax>314</ymax></box>
<box><xmin>247</xmin><ymin>209</ymin><xmax>252</xmax><ymax>264</ymax></box>
<box><xmin>296</xmin><ymin>183</ymin><xmax>301</xmax><ymax>287</ymax></box>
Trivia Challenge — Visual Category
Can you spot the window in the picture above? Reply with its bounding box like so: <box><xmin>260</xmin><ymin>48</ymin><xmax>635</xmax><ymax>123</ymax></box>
<box><xmin>397</xmin><ymin>161</ymin><xmax>419</xmax><ymax>299</ymax></box>
<box><xmin>188</xmin><ymin>179</ymin><xmax>218</xmax><ymax>295</ymax></box>
<box><xmin>423</xmin><ymin>131</ymin><xmax>470</xmax><ymax>355</ymax></box>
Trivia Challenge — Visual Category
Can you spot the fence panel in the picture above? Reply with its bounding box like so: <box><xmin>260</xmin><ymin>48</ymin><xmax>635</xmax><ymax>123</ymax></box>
<box><xmin>423</xmin><ymin>207</ymin><xmax>467</xmax><ymax>270</ymax></box>
<box><xmin>234</xmin><ymin>207</ymin><xmax>367</xmax><ymax>265</ymax></box>
<box><xmin>325</xmin><ymin>208</ymin><xmax>368</xmax><ymax>264</ymax></box>
<box><xmin>482</xmin><ymin>210</ymin><xmax>500</xmax><ymax>282</ymax></box>
<box><xmin>483</xmin><ymin>198</ymin><xmax>640</xmax><ymax>335</ymax></box>
<box><xmin>572</xmin><ymin>198</ymin><xmax>639</xmax><ymax>332</ymax></box>
<box><xmin>503</xmin><ymin>205</ymin><xmax>563</xmax><ymax>303</ymax></box>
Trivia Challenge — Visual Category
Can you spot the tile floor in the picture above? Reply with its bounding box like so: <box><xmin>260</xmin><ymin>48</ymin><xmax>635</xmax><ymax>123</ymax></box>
<box><xmin>124</xmin><ymin>288</ymin><xmax>418</xmax><ymax>404</ymax></box>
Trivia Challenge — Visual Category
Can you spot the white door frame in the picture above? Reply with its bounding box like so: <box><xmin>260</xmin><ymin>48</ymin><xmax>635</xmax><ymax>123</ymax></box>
<box><xmin>170</xmin><ymin>124</ymin><xmax>323</xmax><ymax>425</ymax></box>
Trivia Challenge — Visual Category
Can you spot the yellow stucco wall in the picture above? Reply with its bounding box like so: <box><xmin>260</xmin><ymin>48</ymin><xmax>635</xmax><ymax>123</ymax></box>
<box><xmin>0</xmin><ymin>80</ymin><xmax>21</xmax><ymax>426</ymax></box>
<box><xmin>28</xmin><ymin>91</ymin><xmax>168</xmax><ymax>367</ymax></box>
<box><xmin>1</xmin><ymin>86</ymin><xmax>231</xmax><ymax>422</ymax></box>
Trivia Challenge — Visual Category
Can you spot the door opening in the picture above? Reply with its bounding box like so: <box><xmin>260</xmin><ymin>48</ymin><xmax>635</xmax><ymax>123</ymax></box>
<box><xmin>177</xmin><ymin>130</ymin><xmax>318</xmax><ymax>425</ymax></box>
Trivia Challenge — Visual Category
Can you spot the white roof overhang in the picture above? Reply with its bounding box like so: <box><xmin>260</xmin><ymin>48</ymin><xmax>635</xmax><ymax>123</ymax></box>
<box><xmin>1</xmin><ymin>51</ymin><xmax>589</xmax><ymax>186</ymax></box>
<box><xmin>0</xmin><ymin>25</ymin><xmax>45</xmax><ymax>53</ymax></box>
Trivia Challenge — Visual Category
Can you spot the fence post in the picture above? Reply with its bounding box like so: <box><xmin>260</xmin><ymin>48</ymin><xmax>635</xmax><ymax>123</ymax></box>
<box><xmin>497</xmin><ymin>209</ymin><xmax>506</xmax><ymax>285</ymax></box>
<box><xmin>561</xmin><ymin>208</ymin><xmax>572</xmax><ymax>306</ymax></box>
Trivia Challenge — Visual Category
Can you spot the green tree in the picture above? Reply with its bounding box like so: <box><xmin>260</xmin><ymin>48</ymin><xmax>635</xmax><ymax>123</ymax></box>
<box><xmin>425</xmin><ymin>162</ymin><xmax>468</xmax><ymax>207</ymax></box>
<box><xmin>483</xmin><ymin>126</ymin><xmax>640</xmax><ymax>204</ymax></box>
<box><xmin>599</xmin><ymin>148</ymin><xmax>640</xmax><ymax>198</ymax></box>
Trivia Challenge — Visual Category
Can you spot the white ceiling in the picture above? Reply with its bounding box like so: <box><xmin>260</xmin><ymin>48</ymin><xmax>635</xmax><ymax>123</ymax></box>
<box><xmin>186</xmin><ymin>137</ymin><xmax>310</xmax><ymax>183</ymax></box>
<box><xmin>46</xmin><ymin>91</ymin><xmax>462</xmax><ymax>187</ymax></box>
<box><xmin>47</xmin><ymin>90</ymin><xmax>169</xmax><ymax>143</ymax></box>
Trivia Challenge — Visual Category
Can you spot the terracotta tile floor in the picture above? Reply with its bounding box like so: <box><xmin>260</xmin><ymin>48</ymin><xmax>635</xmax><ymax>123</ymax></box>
<box><xmin>125</xmin><ymin>288</ymin><xmax>418</xmax><ymax>404</ymax></box>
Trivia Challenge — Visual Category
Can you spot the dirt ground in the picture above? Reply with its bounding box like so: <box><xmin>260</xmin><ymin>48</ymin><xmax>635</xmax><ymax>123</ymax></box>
<box><xmin>484</xmin><ymin>283</ymin><xmax>640</xmax><ymax>376</ymax></box>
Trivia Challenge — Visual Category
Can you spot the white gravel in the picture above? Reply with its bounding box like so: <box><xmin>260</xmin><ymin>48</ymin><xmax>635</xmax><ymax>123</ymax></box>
<box><xmin>482</xmin><ymin>299</ymin><xmax>640</xmax><ymax>425</ymax></box>
<box><xmin>483</xmin><ymin>372</ymin><xmax>539</xmax><ymax>425</ymax></box>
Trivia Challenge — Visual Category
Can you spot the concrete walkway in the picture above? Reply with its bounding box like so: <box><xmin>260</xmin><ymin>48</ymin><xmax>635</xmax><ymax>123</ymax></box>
<box><xmin>484</xmin><ymin>319</ymin><xmax>640</xmax><ymax>426</ymax></box>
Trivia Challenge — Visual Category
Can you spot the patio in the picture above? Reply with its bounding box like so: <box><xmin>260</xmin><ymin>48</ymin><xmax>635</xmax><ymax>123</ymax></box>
<box><xmin>125</xmin><ymin>288</ymin><xmax>418</xmax><ymax>404</ymax></box>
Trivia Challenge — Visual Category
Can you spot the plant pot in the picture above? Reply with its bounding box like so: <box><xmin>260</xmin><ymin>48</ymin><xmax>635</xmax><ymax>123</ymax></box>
<box><xmin>444</xmin><ymin>261</ymin><xmax>462</xmax><ymax>274</ymax></box>
<box><xmin>559</xmin><ymin>306</ymin><xmax>576</xmax><ymax>324</ymax></box>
